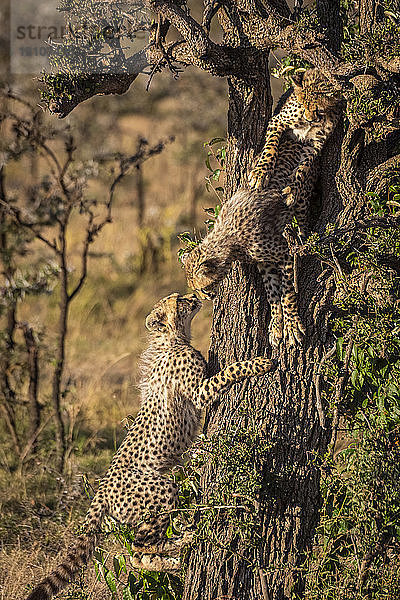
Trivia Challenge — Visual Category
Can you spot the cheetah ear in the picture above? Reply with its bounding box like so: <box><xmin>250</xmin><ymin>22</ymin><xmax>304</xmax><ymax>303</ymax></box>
<box><xmin>145</xmin><ymin>313</ymin><xmax>166</xmax><ymax>332</ymax></box>
<box><xmin>291</xmin><ymin>70</ymin><xmax>305</xmax><ymax>88</ymax></box>
<box><xmin>199</xmin><ymin>258</ymin><xmax>218</xmax><ymax>275</ymax></box>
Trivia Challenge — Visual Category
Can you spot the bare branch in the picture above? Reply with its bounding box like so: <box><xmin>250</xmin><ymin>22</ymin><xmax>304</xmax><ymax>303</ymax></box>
<box><xmin>67</xmin><ymin>212</ymin><xmax>93</xmax><ymax>302</ymax></box>
<box><xmin>47</xmin><ymin>49</ymin><xmax>149</xmax><ymax>118</ymax></box>
<box><xmin>69</xmin><ymin>137</ymin><xmax>172</xmax><ymax>301</ymax></box>
<box><xmin>0</xmin><ymin>198</ymin><xmax>59</xmax><ymax>253</ymax></box>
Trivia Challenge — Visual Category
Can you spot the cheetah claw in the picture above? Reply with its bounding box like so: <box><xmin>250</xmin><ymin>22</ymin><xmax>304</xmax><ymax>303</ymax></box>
<box><xmin>248</xmin><ymin>168</ymin><xmax>264</xmax><ymax>190</ymax></box>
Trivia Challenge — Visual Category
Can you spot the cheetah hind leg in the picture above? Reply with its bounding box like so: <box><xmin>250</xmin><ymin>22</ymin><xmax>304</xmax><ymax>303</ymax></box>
<box><xmin>279</xmin><ymin>257</ymin><xmax>305</xmax><ymax>346</ymax></box>
<box><xmin>257</xmin><ymin>262</ymin><xmax>284</xmax><ymax>347</ymax></box>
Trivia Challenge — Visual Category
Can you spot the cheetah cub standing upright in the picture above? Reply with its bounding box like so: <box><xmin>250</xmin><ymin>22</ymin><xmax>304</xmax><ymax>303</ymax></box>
<box><xmin>248</xmin><ymin>68</ymin><xmax>342</xmax><ymax>200</ymax></box>
<box><xmin>26</xmin><ymin>293</ymin><xmax>275</xmax><ymax>600</ymax></box>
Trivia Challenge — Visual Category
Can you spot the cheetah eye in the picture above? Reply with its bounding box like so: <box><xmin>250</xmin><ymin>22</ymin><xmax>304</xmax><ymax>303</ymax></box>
<box><xmin>201</xmin><ymin>287</ymin><xmax>216</xmax><ymax>299</ymax></box>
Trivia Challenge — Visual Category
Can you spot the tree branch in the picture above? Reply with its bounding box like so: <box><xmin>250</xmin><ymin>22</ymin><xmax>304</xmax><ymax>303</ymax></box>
<box><xmin>367</xmin><ymin>155</ymin><xmax>400</xmax><ymax>195</ymax></box>
<box><xmin>0</xmin><ymin>198</ymin><xmax>59</xmax><ymax>253</ymax></box>
<box><xmin>47</xmin><ymin>49</ymin><xmax>149</xmax><ymax>118</ymax></box>
<box><xmin>45</xmin><ymin>0</ymin><xmax>358</xmax><ymax>119</ymax></box>
<box><xmin>68</xmin><ymin>213</ymin><xmax>93</xmax><ymax>302</ymax></box>
<box><xmin>359</xmin><ymin>0</ymin><xmax>385</xmax><ymax>35</ymax></box>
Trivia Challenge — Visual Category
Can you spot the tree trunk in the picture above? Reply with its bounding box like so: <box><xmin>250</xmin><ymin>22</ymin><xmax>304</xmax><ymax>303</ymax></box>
<box><xmin>51</xmin><ymin>226</ymin><xmax>68</xmax><ymax>472</ymax></box>
<box><xmin>359</xmin><ymin>0</ymin><xmax>385</xmax><ymax>35</ymax></box>
<box><xmin>21</xmin><ymin>323</ymin><xmax>41</xmax><ymax>457</ymax></box>
<box><xmin>182</xmin><ymin>15</ymin><xmax>346</xmax><ymax>600</ymax></box>
<box><xmin>316</xmin><ymin>0</ymin><xmax>342</xmax><ymax>51</ymax></box>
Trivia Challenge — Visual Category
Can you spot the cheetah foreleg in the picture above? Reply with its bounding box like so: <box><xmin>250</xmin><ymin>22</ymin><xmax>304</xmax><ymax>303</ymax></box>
<box><xmin>194</xmin><ymin>358</ymin><xmax>276</xmax><ymax>409</ymax></box>
<box><xmin>281</xmin><ymin>146</ymin><xmax>317</xmax><ymax>207</ymax></box>
<box><xmin>257</xmin><ymin>262</ymin><xmax>284</xmax><ymax>347</ymax></box>
<box><xmin>130</xmin><ymin>553</ymin><xmax>181</xmax><ymax>572</ymax></box>
<box><xmin>248</xmin><ymin>118</ymin><xmax>285</xmax><ymax>190</ymax></box>
<box><xmin>129</xmin><ymin>531</ymin><xmax>194</xmax><ymax>556</ymax></box>
<box><xmin>129</xmin><ymin>532</ymin><xmax>194</xmax><ymax>572</ymax></box>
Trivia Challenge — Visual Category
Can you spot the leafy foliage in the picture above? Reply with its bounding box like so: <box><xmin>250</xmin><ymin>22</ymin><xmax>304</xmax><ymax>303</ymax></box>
<box><xmin>93</xmin><ymin>547</ymin><xmax>183</xmax><ymax>600</ymax></box>
<box><xmin>305</xmin><ymin>177</ymin><xmax>400</xmax><ymax>599</ymax></box>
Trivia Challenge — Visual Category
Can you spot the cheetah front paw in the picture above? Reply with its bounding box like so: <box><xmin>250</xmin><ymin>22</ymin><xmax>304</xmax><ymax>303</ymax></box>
<box><xmin>282</xmin><ymin>185</ymin><xmax>298</xmax><ymax>206</ymax></box>
<box><xmin>283</xmin><ymin>315</ymin><xmax>305</xmax><ymax>346</ymax></box>
<box><xmin>282</xmin><ymin>185</ymin><xmax>297</xmax><ymax>207</ymax></box>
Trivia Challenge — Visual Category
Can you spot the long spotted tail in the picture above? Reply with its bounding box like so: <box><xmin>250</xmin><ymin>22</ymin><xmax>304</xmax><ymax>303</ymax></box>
<box><xmin>25</xmin><ymin>499</ymin><xmax>104</xmax><ymax>600</ymax></box>
<box><xmin>25</xmin><ymin>535</ymin><xmax>94</xmax><ymax>600</ymax></box>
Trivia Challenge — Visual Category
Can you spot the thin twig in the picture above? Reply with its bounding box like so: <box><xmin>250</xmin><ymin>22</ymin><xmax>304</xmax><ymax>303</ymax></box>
<box><xmin>314</xmin><ymin>344</ymin><xmax>337</xmax><ymax>429</ymax></box>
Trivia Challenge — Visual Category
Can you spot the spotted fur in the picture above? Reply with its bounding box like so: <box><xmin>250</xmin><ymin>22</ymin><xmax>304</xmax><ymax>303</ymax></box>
<box><xmin>248</xmin><ymin>68</ymin><xmax>342</xmax><ymax>197</ymax></box>
<box><xmin>26</xmin><ymin>293</ymin><xmax>275</xmax><ymax>600</ymax></box>
<box><xmin>183</xmin><ymin>131</ymin><xmax>317</xmax><ymax>347</ymax></box>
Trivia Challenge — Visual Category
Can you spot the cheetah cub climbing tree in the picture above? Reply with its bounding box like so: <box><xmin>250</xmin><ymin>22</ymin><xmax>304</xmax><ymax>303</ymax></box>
<box><xmin>26</xmin><ymin>293</ymin><xmax>275</xmax><ymax>600</ymax></box>
<box><xmin>183</xmin><ymin>68</ymin><xmax>342</xmax><ymax>347</ymax></box>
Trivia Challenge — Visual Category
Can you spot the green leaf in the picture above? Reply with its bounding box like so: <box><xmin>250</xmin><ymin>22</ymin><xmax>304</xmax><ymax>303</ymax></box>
<box><xmin>336</xmin><ymin>337</ymin><xmax>344</xmax><ymax>361</ymax></box>
<box><xmin>350</xmin><ymin>369</ymin><xmax>359</xmax><ymax>388</ymax></box>
<box><xmin>123</xmin><ymin>586</ymin><xmax>134</xmax><ymax>600</ymax></box>
<box><xmin>113</xmin><ymin>554</ymin><xmax>126</xmax><ymax>577</ymax></box>
<box><xmin>128</xmin><ymin>573</ymin><xmax>142</xmax><ymax>594</ymax></box>
<box><xmin>105</xmin><ymin>570</ymin><xmax>118</xmax><ymax>594</ymax></box>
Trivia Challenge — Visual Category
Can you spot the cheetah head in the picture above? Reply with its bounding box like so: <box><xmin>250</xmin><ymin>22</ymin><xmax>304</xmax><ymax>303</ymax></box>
<box><xmin>182</xmin><ymin>246</ymin><xmax>223</xmax><ymax>300</ymax></box>
<box><xmin>145</xmin><ymin>293</ymin><xmax>202</xmax><ymax>338</ymax></box>
<box><xmin>292</xmin><ymin>68</ymin><xmax>342</xmax><ymax>122</ymax></box>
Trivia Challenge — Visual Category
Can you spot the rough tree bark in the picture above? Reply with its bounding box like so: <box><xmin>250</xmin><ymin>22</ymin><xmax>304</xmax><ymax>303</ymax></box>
<box><xmin>182</xmin><ymin>3</ymin><xmax>391</xmax><ymax>600</ymax></box>
<box><xmin>359</xmin><ymin>0</ymin><xmax>384</xmax><ymax>34</ymax></box>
